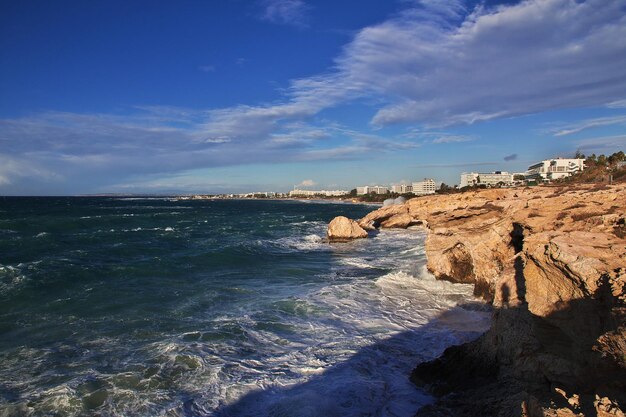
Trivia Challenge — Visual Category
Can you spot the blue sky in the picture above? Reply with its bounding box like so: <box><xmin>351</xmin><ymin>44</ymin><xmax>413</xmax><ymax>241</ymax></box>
<box><xmin>1</xmin><ymin>0</ymin><xmax>625</xmax><ymax>195</ymax></box>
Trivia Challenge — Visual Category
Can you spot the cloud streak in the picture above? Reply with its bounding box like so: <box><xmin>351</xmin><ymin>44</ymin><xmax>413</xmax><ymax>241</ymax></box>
<box><xmin>259</xmin><ymin>0</ymin><xmax>310</xmax><ymax>27</ymax></box>
<box><xmin>574</xmin><ymin>135</ymin><xmax>626</xmax><ymax>153</ymax></box>
<box><xmin>552</xmin><ymin>115</ymin><xmax>626</xmax><ymax>136</ymax></box>
<box><xmin>207</xmin><ymin>0</ymin><xmax>626</xmax><ymax>134</ymax></box>
<box><xmin>0</xmin><ymin>109</ymin><xmax>416</xmax><ymax>193</ymax></box>
<box><xmin>416</xmin><ymin>162</ymin><xmax>498</xmax><ymax>168</ymax></box>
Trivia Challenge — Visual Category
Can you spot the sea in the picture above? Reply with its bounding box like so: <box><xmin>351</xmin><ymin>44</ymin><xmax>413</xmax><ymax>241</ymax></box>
<box><xmin>0</xmin><ymin>197</ymin><xmax>490</xmax><ymax>417</ymax></box>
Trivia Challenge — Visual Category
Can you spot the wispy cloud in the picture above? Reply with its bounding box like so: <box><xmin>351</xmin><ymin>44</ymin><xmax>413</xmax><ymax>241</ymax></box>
<box><xmin>400</xmin><ymin>129</ymin><xmax>474</xmax><ymax>144</ymax></box>
<box><xmin>416</xmin><ymin>162</ymin><xmax>498</xmax><ymax>168</ymax></box>
<box><xmin>0</xmin><ymin>154</ymin><xmax>63</xmax><ymax>187</ymax></box>
<box><xmin>432</xmin><ymin>135</ymin><xmax>474</xmax><ymax>144</ymax></box>
<box><xmin>297</xmin><ymin>179</ymin><xmax>316</xmax><ymax>187</ymax></box>
<box><xmin>0</xmin><ymin>109</ymin><xmax>415</xmax><ymax>193</ymax></box>
<box><xmin>199</xmin><ymin>65</ymin><xmax>216</xmax><ymax>72</ymax></box>
<box><xmin>259</xmin><ymin>0</ymin><xmax>310</xmax><ymax>28</ymax></box>
<box><xmin>244</xmin><ymin>0</ymin><xmax>626</xmax><ymax>131</ymax></box>
<box><xmin>362</xmin><ymin>0</ymin><xmax>626</xmax><ymax>126</ymax></box>
<box><xmin>503</xmin><ymin>153</ymin><xmax>518</xmax><ymax>161</ymax></box>
<box><xmin>574</xmin><ymin>135</ymin><xmax>626</xmax><ymax>153</ymax></box>
<box><xmin>607</xmin><ymin>100</ymin><xmax>626</xmax><ymax>109</ymax></box>
<box><xmin>552</xmin><ymin>115</ymin><xmax>626</xmax><ymax>136</ymax></box>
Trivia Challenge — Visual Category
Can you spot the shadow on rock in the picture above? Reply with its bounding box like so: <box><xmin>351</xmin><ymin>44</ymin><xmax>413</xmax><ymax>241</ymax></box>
<box><xmin>412</xmin><ymin>270</ymin><xmax>625</xmax><ymax>417</ymax></box>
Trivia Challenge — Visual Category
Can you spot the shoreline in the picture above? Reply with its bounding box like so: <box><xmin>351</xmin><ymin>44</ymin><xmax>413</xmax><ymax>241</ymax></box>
<box><xmin>347</xmin><ymin>183</ymin><xmax>626</xmax><ymax>416</ymax></box>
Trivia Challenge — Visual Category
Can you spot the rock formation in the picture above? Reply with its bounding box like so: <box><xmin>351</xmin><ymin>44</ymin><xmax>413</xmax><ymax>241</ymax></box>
<box><xmin>353</xmin><ymin>184</ymin><xmax>626</xmax><ymax>416</ymax></box>
<box><xmin>327</xmin><ymin>215</ymin><xmax>368</xmax><ymax>241</ymax></box>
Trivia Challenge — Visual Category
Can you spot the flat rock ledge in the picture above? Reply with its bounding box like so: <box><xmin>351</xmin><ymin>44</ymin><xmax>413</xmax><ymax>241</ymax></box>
<box><xmin>327</xmin><ymin>215</ymin><xmax>368</xmax><ymax>241</ymax></box>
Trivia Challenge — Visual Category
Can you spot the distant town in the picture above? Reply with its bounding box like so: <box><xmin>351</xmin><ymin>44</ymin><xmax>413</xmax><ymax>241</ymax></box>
<box><xmin>179</xmin><ymin>153</ymin><xmax>626</xmax><ymax>201</ymax></box>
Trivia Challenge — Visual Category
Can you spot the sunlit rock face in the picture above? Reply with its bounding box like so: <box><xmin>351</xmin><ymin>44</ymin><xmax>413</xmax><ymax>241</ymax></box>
<box><xmin>358</xmin><ymin>184</ymin><xmax>626</xmax><ymax>416</ymax></box>
<box><xmin>327</xmin><ymin>216</ymin><xmax>368</xmax><ymax>241</ymax></box>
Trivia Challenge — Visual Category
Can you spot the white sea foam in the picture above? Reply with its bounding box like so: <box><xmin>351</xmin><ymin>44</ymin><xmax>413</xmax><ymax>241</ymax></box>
<box><xmin>0</xmin><ymin>263</ymin><xmax>29</xmax><ymax>294</ymax></box>
<box><xmin>188</xmin><ymin>231</ymin><xmax>490</xmax><ymax>416</ymax></box>
<box><xmin>275</xmin><ymin>234</ymin><xmax>326</xmax><ymax>251</ymax></box>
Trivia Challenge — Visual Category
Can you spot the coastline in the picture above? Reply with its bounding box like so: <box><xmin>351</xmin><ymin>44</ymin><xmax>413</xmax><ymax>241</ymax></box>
<box><xmin>346</xmin><ymin>184</ymin><xmax>626</xmax><ymax>416</ymax></box>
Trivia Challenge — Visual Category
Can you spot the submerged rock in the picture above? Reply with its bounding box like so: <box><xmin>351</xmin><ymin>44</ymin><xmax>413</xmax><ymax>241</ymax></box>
<box><xmin>327</xmin><ymin>216</ymin><xmax>368</xmax><ymax>241</ymax></box>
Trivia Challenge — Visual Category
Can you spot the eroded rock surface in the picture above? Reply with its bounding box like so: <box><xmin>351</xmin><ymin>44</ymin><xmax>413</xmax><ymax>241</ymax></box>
<box><xmin>355</xmin><ymin>184</ymin><xmax>626</xmax><ymax>416</ymax></box>
<box><xmin>327</xmin><ymin>215</ymin><xmax>368</xmax><ymax>241</ymax></box>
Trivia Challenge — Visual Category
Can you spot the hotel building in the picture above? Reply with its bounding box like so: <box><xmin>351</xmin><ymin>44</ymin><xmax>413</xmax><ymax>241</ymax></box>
<box><xmin>356</xmin><ymin>186</ymin><xmax>389</xmax><ymax>195</ymax></box>
<box><xmin>526</xmin><ymin>158</ymin><xmax>585</xmax><ymax>181</ymax></box>
<box><xmin>411</xmin><ymin>179</ymin><xmax>436</xmax><ymax>195</ymax></box>
<box><xmin>289</xmin><ymin>189</ymin><xmax>349</xmax><ymax>197</ymax></box>
<box><xmin>460</xmin><ymin>171</ymin><xmax>514</xmax><ymax>187</ymax></box>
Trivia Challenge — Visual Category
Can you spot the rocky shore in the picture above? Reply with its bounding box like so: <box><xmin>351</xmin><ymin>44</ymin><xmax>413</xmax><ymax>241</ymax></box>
<box><xmin>328</xmin><ymin>184</ymin><xmax>626</xmax><ymax>416</ymax></box>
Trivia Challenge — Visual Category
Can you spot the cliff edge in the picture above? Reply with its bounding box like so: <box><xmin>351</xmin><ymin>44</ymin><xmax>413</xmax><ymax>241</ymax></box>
<box><xmin>354</xmin><ymin>184</ymin><xmax>626</xmax><ymax>416</ymax></box>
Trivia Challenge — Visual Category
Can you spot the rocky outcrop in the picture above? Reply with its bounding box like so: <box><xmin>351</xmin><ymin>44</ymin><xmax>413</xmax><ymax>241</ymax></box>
<box><xmin>327</xmin><ymin>215</ymin><xmax>368</xmax><ymax>241</ymax></box>
<box><xmin>354</xmin><ymin>184</ymin><xmax>626</xmax><ymax>416</ymax></box>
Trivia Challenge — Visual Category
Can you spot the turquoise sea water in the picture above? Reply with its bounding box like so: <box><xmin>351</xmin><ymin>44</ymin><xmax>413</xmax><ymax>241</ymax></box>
<box><xmin>0</xmin><ymin>197</ymin><xmax>489</xmax><ymax>416</ymax></box>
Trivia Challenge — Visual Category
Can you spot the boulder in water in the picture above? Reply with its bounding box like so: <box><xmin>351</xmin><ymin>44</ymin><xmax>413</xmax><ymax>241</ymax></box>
<box><xmin>327</xmin><ymin>216</ymin><xmax>368</xmax><ymax>241</ymax></box>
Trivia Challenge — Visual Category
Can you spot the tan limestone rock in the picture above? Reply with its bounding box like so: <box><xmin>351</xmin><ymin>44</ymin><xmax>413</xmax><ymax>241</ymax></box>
<box><xmin>327</xmin><ymin>216</ymin><xmax>368</xmax><ymax>241</ymax></box>
<box><xmin>380</xmin><ymin>213</ymin><xmax>415</xmax><ymax>228</ymax></box>
<box><xmin>356</xmin><ymin>183</ymin><xmax>626</xmax><ymax>416</ymax></box>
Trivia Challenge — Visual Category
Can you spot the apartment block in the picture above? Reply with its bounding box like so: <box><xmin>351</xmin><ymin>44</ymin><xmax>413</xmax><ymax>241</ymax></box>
<box><xmin>411</xmin><ymin>178</ymin><xmax>436</xmax><ymax>195</ymax></box>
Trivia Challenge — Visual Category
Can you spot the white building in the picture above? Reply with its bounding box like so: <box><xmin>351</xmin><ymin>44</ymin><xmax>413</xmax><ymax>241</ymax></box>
<box><xmin>526</xmin><ymin>158</ymin><xmax>585</xmax><ymax>181</ymax></box>
<box><xmin>356</xmin><ymin>185</ymin><xmax>389</xmax><ymax>195</ymax></box>
<box><xmin>460</xmin><ymin>172</ymin><xmax>479</xmax><ymax>188</ymax></box>
<box><xmin>289</xmin><ymin>189</ymin><xmax>349</xmax><ymax>197</ymax></box>
<box><xmin>460</xmin><ymin>171</ymin><xmax>513</xmax><ymax>187</ymax></box>
<box><xmin>391</xmin><ymin>184</ymin><xmax>413</xmax><ymax>194</ymax></box>
<box><xmin>411</xmin><ymin>178</ymin><xmax>436</xmax><ymax>195</ymax></box>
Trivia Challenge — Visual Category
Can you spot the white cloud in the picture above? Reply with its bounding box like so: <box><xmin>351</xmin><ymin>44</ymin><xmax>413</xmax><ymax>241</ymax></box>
<box><xmin>357</xmin><ymin>0</ymin><xmax>626</xmax><ymax>126</ymax></box>
<box><xmin>574</xmin><ymin>135</ymin><xmax>626</xmax><ymax>153</ymax></box>
<box><xmin>229</xmin><ymin>0</ymin><xmax>626</xmax><ymax>132</ymax></box>
<box><xmin>417</xmin><ymin>162</ymin><xmax>497</xmax><ymax>168</ymax></box>
<box><xmin>431</xmin><ymin>135</ymin><xmax>474</xmax><ymax>144</ymax></box>
<box><xmin>0</xmin><ymin>109</ymin><xmax>409</xmax><ymax>193</ymax></box>
<box><xmin>607</xmin><ymin>100</ymin><xmax>626</xmax><ymax>109</ymax></box>
<box><xmin>552</xmin><ymin>115</ymin><xmax>626</xmax><ymax>136</ymax></box>
<box><xmin>0</xmin><ymin>154</ymin><xmax>63</xmax><ymax>188</ymax></box>
<box><xmin>260</xmin><ymin>0</ymin><xmax>310</xmax><ymax>27</ymax></box>
<box><xmin>297</xmin><ymin>179</ymin><xmax>316</xmax><ymax>187</ymax></box>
